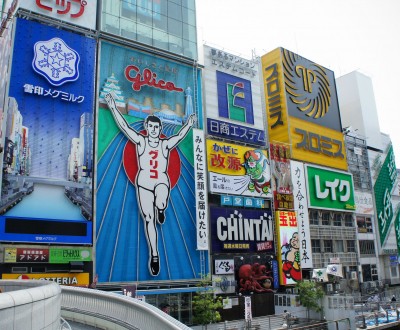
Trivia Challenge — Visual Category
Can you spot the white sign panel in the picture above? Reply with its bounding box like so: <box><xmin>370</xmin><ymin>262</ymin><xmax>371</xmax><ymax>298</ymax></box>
<box><xmin>19</xmin><ymin>0</ymin><xmax>97</xmax><ymax>30</ymax></box>
<box><xmin>291</xmin><ymin>160</ymin><xmax>313</xmax><ymax>269</ymax></box>
<box><xmin>193</xmin><ymin>129</ymin><xmax>208</xmax><ymax>250</ymax></box>
<box><xmin>214</xmin><ymin>259</ymin><xmax>234</xmax><ymax>275</ymax></box>
<box><xmin>354</xmin><ymin>191</ymin><xmax>374</xmax><ymax>215</ymax></box>
<box><xmin>203</xmin><ymin>45</ymin><xmax>266</xmax><ymax>147</ymax></box>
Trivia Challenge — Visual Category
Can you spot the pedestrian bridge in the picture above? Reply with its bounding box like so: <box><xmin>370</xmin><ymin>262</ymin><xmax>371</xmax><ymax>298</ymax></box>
<box><xmin>0</xmin><ymin>280</ymin><xmax>191</xmax><ymax>330</ymax></box>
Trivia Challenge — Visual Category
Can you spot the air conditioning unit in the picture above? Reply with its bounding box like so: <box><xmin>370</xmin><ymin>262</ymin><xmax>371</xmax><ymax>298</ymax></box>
<box><xmin>326</xmin><ymin>283</ymin><xmax>333</xmax><ymax>292</ymax></box>
<box><xmin>351</xmin><ymin>271</ymin><xmax>358</xmax><ymax>280</ymax></box>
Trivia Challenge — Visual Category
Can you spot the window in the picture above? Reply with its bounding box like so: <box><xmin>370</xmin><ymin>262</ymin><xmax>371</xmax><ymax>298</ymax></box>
<box><xmin>335</xmin><ymin>240</ymin><xmax>344</xmax><ymax>253</ymax></box>
<box><xmin>357</xmin><ymin>216</ymin><xmax>373</xmax><ymax>233</ymax></box>
<box><xmin>309</xmin><ymin>210</ymin><xmax>319</xmax><ymax>225</ymax></box>
<box><xmin>359</xmin><ymin>240</ymin><xmax>375</xmax><ymax>255</ymax></box>
<box><xmin>322</xmin><ymin>212</ymin><xmax>330</xmax><ymax>226</ymax></box>
<box><xmin>333</xmin><ymin>213</ymin><xmax>342</xmax><ymax>226</ymax></box>
<box><xmin>347</xmin><ymin>240</ymin><xmax>356</xmax><ymax>253</ymax></box>
<box><xmin>324</xmin><ymin>240</ymin><xmax>333</xmax><ymax>253</ymax></box>
<box><xmin>311</xmin><ymin>239</ymin><xmax>321</xmax><ymax>253</ymax></box>
<box><xmin>391</xmin><ymin>265</ymin><xmax>398</xmax><ymax>277</ymax></box>
<box><xmin>344</xmin><ymin>214</ymin><xmax>354</xmax><ymax>227</ymax></box>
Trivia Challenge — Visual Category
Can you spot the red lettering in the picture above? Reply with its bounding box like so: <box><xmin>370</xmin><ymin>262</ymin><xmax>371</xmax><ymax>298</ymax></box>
<box><xmin>125</xmin><ymin>65</ymin><xmax>184</xmax><ymax>93</ymax></box>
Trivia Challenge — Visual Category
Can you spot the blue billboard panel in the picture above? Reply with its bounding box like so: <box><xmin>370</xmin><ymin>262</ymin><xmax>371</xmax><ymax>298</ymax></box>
<box><xmin>96</xmin><ymin>41</ymin><xmax>206</xmax><ymax>282</ymax></box>
<box><xmin>210</xmin><ymin>206</ymin><xmax>274</xmax><ymax>254</ymax></box>
<box><xmin>1</xmin><ymin>18</ymin><xmax>95</xmax><ymax>244</ymax></box>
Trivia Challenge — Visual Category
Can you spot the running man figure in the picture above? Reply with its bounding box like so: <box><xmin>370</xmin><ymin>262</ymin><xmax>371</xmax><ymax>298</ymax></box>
<box><xmin>105</xmin><ymin>92</ymin><xmax>195</xmax><ymax>276</ymax></box>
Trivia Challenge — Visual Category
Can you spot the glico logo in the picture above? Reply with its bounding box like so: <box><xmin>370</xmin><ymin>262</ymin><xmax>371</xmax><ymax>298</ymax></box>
<box><xmin>36</xmin><ymin>0</ymin><xmax>87</xmax><ymax>18</ymax></box>
<box><xmin>216</xmin><ymin>71</ymin><xmax>254</xmax><ymax>125</ymax></box>
<box><xmin>282</xmin><ymin>49</ymin><xmax>331</xmax><ymax>119</ymax></box>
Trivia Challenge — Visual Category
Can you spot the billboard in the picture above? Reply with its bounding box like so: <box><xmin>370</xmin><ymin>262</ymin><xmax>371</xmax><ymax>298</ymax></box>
<box><xmin>305</xmin><ymin>165</ymin><xmax>356</xmax><ymax>212</ymax></box>
<box><xmin>19</xmin><ymin>0</ymin><xmax>97</xmax><ymax>30</ymax></box>
<box><xmin>4</xmin><ymin>246</ymin><xmax>91</xmax><ymax>263</ymax></box>
<box><xmin>209</xmin><ymin>206</ymin><xmax>274</xmax><ymax>253</ymax></box>
<box><xmin>373</xmin><ymin>145</ymin><xmax>398</xmax><ymax>246</ymax></box>
<box><xmin>270</xmin><ymin>143</ymin><xmax>294</xmax><ymax>210</ymax></box>
<box><xmin>203</xmin><ymin>45</ymin><xmax>266</xmax><ymax>147</ymax></box>
<box><xmin>206</xmin><ymin>139</ymin><xmax>272</xmax><ymax>198</ymax></box>
<box><xmin>0</xmin><ymin>18</ymin><xmax>95</xmax><ymax>244</ymax></box>
<box><xmin>2</xmin><ymin>272</ymin><xmax>89</xmax><ymax>286</ymax></box>
<box><xmin>291</xmin><ymin>161</ymin><xmax>313</xmax><ymax>269</ymax></box>
<box><xmin>275</xmin><ymin>210</ymin><xmax>302</xmax><ymax>285</ymax></box>
<box><xmin>96</xmin><ymin>41</ymin><xmax>207</xmax><ymax>282</ymax></box>
<box><xmin>261</xmin><ymin>48</ymin><xmax>347</xmax><ymax>170</ymax></box>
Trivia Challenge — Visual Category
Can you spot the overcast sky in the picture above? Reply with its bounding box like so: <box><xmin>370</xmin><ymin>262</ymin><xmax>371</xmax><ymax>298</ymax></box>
<box><xmin>196</xmin><ymin>0</ymin><xmax>400</xmax><ymax>166</ymax></box>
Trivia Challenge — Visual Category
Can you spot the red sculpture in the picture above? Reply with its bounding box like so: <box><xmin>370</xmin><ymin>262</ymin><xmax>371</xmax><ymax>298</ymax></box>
<box><xmin>238</xmin><ymin>263</ymin><xmax>274</xmax><ymax>293</ymax></box>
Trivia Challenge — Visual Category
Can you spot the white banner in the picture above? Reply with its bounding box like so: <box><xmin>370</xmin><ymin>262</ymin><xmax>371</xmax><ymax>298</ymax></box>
<box><xmin>215</xmin><ymin>259</ymin><xmax>234</xmax><ymax>274</ymax></box>
<box><xmin>291</xmin><ymin>161</ymin><xmax>313</xmax><ymax>268</ymax></box>
<box><xmin>312</xmin><ymin>268</ymin><xmax>328</xmax><ymax>282</ymax></box>
<box><xmin>354</xmin><ymin>191</ymin><xmax>374</xmax><ymax>215</ymax></box>
<box><xmin>193</xmin><ymin>129</ymin><xmax>208</xmax><ymax>250</ymax></box>
<box><xmin>244</xmin><ymin>296</ymin><xmax>252</xmax><ymax>321</ymax></box>
<box><xmin>326</xmin><ymin>264</ymin><xmax>343</xmax><ymax>277</ymax></box>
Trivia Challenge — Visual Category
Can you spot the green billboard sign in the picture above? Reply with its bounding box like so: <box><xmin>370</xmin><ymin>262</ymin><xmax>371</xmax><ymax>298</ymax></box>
<box><xmin>374</xmin><ymin>145</ymin><xmax>397</xmax><ymax>246</ymax></box>
<box><xmin>49</xmin><ymin>248</ymin><xmax>92</xmax><ymax>264</ymax></box>
<box><xmin>306</xmin><ymin>165</ymin><xmax>355</xmax><ymax>212</ymax></box>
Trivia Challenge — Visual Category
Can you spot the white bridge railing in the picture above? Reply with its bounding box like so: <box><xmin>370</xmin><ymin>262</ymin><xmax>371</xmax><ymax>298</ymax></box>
<box><xmin>60</xmin><ymin>285</ymin><xmax>193</xmax><ymax>330</ymax></box>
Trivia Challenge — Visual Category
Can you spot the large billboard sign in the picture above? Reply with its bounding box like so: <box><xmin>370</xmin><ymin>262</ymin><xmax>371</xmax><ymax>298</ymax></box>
<box><xmin>203</xmin><ymin>45</ymin><xmax>266</xmax><ymax>147</ymax></box>
<box><xmin>270</xmin><ymin>143</ymin><xmax>294</xmax><ymax>210</ymax></box>
<box><xmin>97</xmin><ymin>41</ymin><xmax>206</xmax><ymax>282</ymax></box>
<box><xmin>305</xmin><ymin>165</ymin><xmax>355</xmax><ymax>212</ymax></box>
<box><xmin>373</xmin><ymin>145</ymin><xmax>398</xmax><ymax>246</ymax></box>
<box><xmin>0</xmin><ymin>18</ymin><xmax>95</xmax><ymax>244</ymax></box>
<box><xmin>210</xmin><ymin>206</ymin><xmax>274</xmax><ymax>253</ymax></box>
<box><xmin>261</xmin><ymin>48</ymin><xmax>347</xmax><ymax>170</ymax></box>
<box><xmin>2</xmin><ymin>272</ymin><xmax>89</xmax><ymax>286</ymax></box>
<box><xmin>206</xmin><ymin>139</ymin><xmax>272</xmax><ymax>198</ymax></box>
<box><xmin>19</xmin><ymin>0</ymin><xmax>97</xmax><ymax>30</ymax></box>
<box><xmin>275</xmin><ymin>210</ymin><xmax>302</xmax><ymax>285</ymax></box>
<box><xmin>291</xmin><ymin>161</ymin><xmax>313</xmax><ymax>269</ymax></box>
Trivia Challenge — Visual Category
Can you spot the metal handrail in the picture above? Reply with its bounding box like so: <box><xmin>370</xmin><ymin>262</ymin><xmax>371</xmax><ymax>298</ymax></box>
<box><xmin>60</xmin><ymin>285</ymin><xmax>192</xmax><ymax>330</ymax></box>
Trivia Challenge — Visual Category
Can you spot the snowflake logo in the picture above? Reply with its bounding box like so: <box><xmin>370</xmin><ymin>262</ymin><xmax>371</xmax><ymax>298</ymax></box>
<box><xmin>32</xmin><ymin>37</ymin><xmax>80</xmax><ymax>86</ymax></box>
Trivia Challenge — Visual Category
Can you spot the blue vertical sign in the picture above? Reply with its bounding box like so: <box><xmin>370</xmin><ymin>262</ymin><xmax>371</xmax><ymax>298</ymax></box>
<box><xmin>0</xmin><ymin>18</ymin><xmax>95</xmax><ymax>244</ymax></box>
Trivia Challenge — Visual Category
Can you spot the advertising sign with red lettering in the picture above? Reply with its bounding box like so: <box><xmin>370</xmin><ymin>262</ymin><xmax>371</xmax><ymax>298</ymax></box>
<box><xmin>96</xmin><ymin>41</ymin><xmax>207</xmax><ymax>282</ymax></box>
<box><xmin>206</xmin><ymin>139</ymin><xmax>272</xmax><ymax>198</ymax></box>
<box><xmin>210</xmin><ymin>206</ymin><xmax>274</xmax><ymax>253</ymax></box>
<box><xmin>270</xmin><ymin>143</ymin><xmax>294</xmax><ymax>210</ymax></box>
<box><xmin>2</xmin><ymin>272</ymin><xmax>89</xmax><ymax>286</ymax></box>
<box><xmin>19</xmin><ymin>0</ymin><xmax>97</xmax><ymax>30</ymax></box>
<box><xmin>275</xmin><ymin>210</ymin><xmax>302</xmax><ymax>285</ymax></box>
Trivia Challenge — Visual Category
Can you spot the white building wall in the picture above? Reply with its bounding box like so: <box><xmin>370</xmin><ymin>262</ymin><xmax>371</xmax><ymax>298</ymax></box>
<box><xmin>336</xmin><ymin>71</ymin><xmax>382</xmax><ymax>151</ymax></box>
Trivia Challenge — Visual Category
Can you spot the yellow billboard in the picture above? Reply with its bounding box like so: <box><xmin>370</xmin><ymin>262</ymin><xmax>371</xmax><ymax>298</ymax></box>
<box><xmin>261</xmin><ymin>48</ymin><xmax>347</xmax><ymax>170</ymax></box>
<box><xmin>2</xmin><ymin>273</ymin><xmax>90</xmax><ymax>286</ymax></box>
<box><xmin>206</xmin><ymin>139</ymin><xmax>272</xmax><ymax>198</ymax></box>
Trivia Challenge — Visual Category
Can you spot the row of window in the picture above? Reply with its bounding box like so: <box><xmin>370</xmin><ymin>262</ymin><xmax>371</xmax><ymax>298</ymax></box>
<box><xmin>311</xmin><ymin>239</ymin><xmax>376</xmax><ymax>255</ymax></box>
<box><xmin>309</xmin><ymin>210</ymin><xmax>354</xmax><ymax>227</ymax></box>
<box><xmin>102</xmin><ymin>0</ymin><xmax>198</xmax><ymax>59</ymax></box>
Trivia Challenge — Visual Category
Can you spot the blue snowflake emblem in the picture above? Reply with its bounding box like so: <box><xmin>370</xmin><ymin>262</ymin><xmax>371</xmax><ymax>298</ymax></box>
<box><xmin>32</xmin><ymin>37</ymin><xmax>80</xmax><ymax>86</ymax></box>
